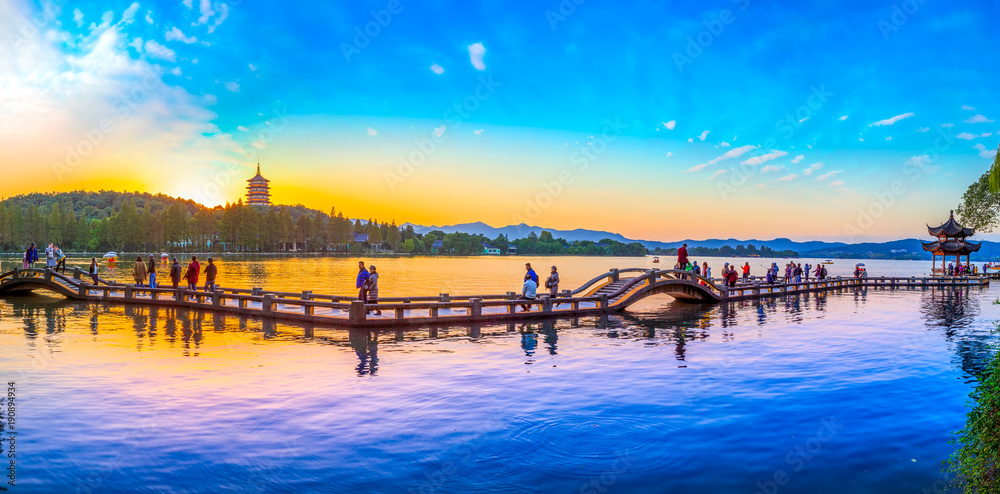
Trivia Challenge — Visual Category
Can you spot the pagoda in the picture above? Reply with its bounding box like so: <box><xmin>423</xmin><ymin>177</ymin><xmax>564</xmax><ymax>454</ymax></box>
<box><xmin>921</xmin><ymin>210</ymin><xmax>981</xmax><ymax>275</ymax></box>
<box><xmin>246</xmin><ymin>161</ymin><xmax>271</xmax><ymax>206</ymax></box>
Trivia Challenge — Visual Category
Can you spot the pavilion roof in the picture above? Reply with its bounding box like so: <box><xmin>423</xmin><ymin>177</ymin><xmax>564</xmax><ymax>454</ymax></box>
<box><xmin>927</xmin><ymin>210</ymin><xmax>974</xmax><ymax>237</ymax></box>
<box><xmin>920</xmin><ymin>239</ymin><xmax>982</xmax><ymax>255</ymax></box>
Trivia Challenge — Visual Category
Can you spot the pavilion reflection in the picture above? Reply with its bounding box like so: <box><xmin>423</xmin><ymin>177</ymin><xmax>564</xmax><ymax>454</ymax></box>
<box><xmin>918</xmin><ymin>286</ymin><xmax>992</xmax><ymax>376</ymax></box>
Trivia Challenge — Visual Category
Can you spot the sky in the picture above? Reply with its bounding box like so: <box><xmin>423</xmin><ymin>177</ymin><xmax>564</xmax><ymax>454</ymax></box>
<box><xmin>1</xmin><ymin>0</ymin><xmax>1000</xmax><ymax>242</ymax></box>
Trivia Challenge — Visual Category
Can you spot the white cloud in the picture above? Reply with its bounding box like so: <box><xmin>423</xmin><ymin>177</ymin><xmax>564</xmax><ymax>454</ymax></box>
<box><xmin>687</xmin><ymin>138</ymin><xmax>694</xmax><ymax>143</ymax></box>
<box><xmin>473</xmin><ymin>129</ymin><xmax>484</xmax><ymax>135</ymax></box>
<box><xmin>802</xmin><ymin>162</ymin><xmax>823</xmax><ymax>176</ymax></box>
<box><xmin>120</xmin><ymin>2</ymin><xmax>140</xmax><ymax>25</ymax></box>
<box><xmin>799</xmin><ymin>116</ymin><xmax>809</xmax><ymax>124</ymax></box>
<box><xmin>964</xmin><ymin>114</ymin><xmax>995</xmax><ymax>124</ymax></box>
<box><xmin>760</xmin><ymin>164</ymin><xmax>785</xmax><ymax>173</ymax></box>
<box><xmin>869</xmin><ymin>112</ymin><xmax>914</xmax><ymax>127</ymax></box>
<box><xmin>166</xmin><ymin>26</ymin><xmax>198</xmax><ymax>44</ymax></box>
<box><xmin>916</xmin><ymin>127</ymin><xmax>930</xmax><ymax>132</ymax></box>
<box><xmin>719</xmin><ymin>141</ymin><xmax>730</xmax><ymax>147</ymax></box>
<box><xmin>73</xmin><ymin>8</ymin><xmax>84</xmax><ymax>27</ymax></box>
<box><xmin>143</xmin><ymin>39</ymin><xmax>176</xmax><ymax>61</ymax></box>
<box><xmin>170</xmin><ymin>66</ymin><xmax>182</xmax><ymax>76</ymax></box>
<box><xmin>941</xmin><ymin>122</ymin><xmax>954</xmax><ymax>127</ymax></box>
<box><xmin>962</xmin><ymin>105</ymin><xmax>976</xmax><ymax>111</ymax></box>
<box><xmin>662</xmin><ymin>120</ymin><xmax>676</xmax><ymax>130</ymax></box>
<box><xmin>778</xmin><ymin>173</ymin><xmax>798</xmax><ymax>182</ymax></box>
<box><xmin>468</xmin><ymin>42</ymin><xmax>486</xmax><ymax>71</ymax></box>
<box><xmin>885</xmin><ymin>136</ymin><xmax>892</xmax><ymax>141</ymax></box>
<box><xmin>430</xmin><ymin>63</ymin><xmax>444</xmax><ymax>74</ymax></box>
<box><xmin>829</xmin><ymin>180</ymin><xmax>846</xmax><ymax>187</ymax></box>
<box><xmin>697</xmin><ymin>130</ymin><xmax>710</xmax><ymax>141</ymax></box>
<box><xmin>128</xmin><ymin>36</ymin><xmax>143</xmax><ymax>51</ymax></box>
<box><xmin>183</xmin><ymin>0</ymin><xmax>193</xmax><ymax>8</ymax></box>
<box><xmin>790</xmin><ymin>154</ymin><xmax>804</xmax><ymax>164</ymax></box>
<box><xmin>366</xmin><ymin>127</ymin><xmax>378</xmax><ymax>136</ymax></box>
<box><xmin>815</xmin><ymin>170</ymin><xmax>843</xmax><ymax>181</ymax></box>
<box><xmin>665</xmin><ymin>152</ymin><xmax>673</xmax><ymax>157</ymax></box>
<box><xmin>957</xmin><ymin>132</ymin><xmax>993</xmax><ymax>140</ymax></box>
<box><xmin>237</xmin><ymin>125</ymin><xmax>249</xmax><ymax>132</ymax></box>
<box><xmin>224</xmin><ymin>80</ymin><xmax>239</xmax><ymax>92</ymax></box>
<box><xmin>974</xmin><ymin>143</ymin><xmax>997</xmax><ymax>159</ymax></box>
<box><xmin>839</xmin><ymin>115</ymin><xmax>848</xmax><ymax>121</ymax></box>
<box><xmin>252</xmin><ymin>139</ymin><xmax>266</xmax><ymax>149</ymax></box>
<box><xmin>707</xmin><ymin>169</ymin><xmax>727</xmax><ymax>180</ymax></box>
<box><xmin>740</xmin><ymin>150</ymin><xmax>788</xmax><ymax>167</ymax></box>
<box><xmin>248</xmin><ymin>63</ymin><xmax>258</xmax><ymax>71</ymax></box>
<box><xmin>197</xmin><ymin>0</ymin><xmax>214</xmax><ymax>24</ymax></box>
<box><xmin>858</xmin><ymin>138</ymin><xmax>864</xmax><ymax>142</ymax></box>
<box><xmin>90</xmin><ymin>11</ymin><xmax>114</xmax><ymax>31</ymax></box>
<box><xmin>145</xmin><ymin>11</ymin><xmax>154</xmax><ymax>24</ymax></box>
<box><xmin>433</xmin><ymin>125</ymin><xmax>446</xmax><ymax>137</ymax></box>
<box><xmin>685</xmin><ymin>144</ymin><xmax>757</xmax><ymax>172</ymax></box>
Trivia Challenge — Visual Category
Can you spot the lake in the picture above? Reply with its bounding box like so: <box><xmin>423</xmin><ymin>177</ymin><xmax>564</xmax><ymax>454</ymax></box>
<box><xmin>0</xmin><ymin>255</ymin><xmax>994</xmax><ymax>493</ymax></box>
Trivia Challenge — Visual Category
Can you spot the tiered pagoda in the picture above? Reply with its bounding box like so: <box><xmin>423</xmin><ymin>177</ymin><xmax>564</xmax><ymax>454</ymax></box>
<box><xmin>246</xmin><ymin>161</ymin><xmax>271</xmax><ymax>206</ymax></box>
<box><xmin>921</xmin><ymin>210</ymin><xmax>981</xmax><ymax>275</ymax></box>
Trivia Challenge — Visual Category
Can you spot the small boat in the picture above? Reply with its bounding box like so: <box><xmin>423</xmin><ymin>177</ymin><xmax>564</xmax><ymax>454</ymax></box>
<box><xmin>161</xmin><ymin>253</ymin><xmax>169</xmax><ymax>264</ymax></box>
<box><xmin>102</xmin><ymin>252</ymin><xmax>118</xmax><ymax>265</ymax></box>
<box><xmin>652</xmin><ymin>256</ymin><xmax>660</xmax><ymax>263</ymax></box>
<box><xmin>822</xmin><ymin>260</ymin><xmax>834</xmax><ymax>264</ymax></box>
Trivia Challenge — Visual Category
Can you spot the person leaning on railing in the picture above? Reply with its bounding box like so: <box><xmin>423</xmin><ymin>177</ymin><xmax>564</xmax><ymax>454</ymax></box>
<box><xmin>89</xmin><ymin>258</ymin><xmax>100</xmax><ymax>285</ymax></box>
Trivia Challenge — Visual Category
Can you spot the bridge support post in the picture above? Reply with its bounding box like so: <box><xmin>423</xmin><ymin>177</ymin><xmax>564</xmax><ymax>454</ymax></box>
<box><xmin>252</xmin><ymin>287</ymin><xmax>262</xmax><ymax>296</ymax></box>
<box><xmin>124</xmin><ymin>286</ymin><xmax>133</xmax><ymax>300</ymax></box>
<box><xmin>78</xmin><ymin>283</ymin><xmax>89</xmax><ymax>298</ymax></box>
<box><xmin>73</xmin><ymin>267</ymin><xmax>82</xmax><ymax>280</ymax></box>
<box><xmin>470</xmin><ymin>298</ymin><xmax>482</xmax><ymax>317</ymax></box>
<box><xmin>44</xmin><ymin>269</ymin><xmax>53</xmax><ymax>283</ymax></box>
<box><xmin>395</xmin><ymin>306</ymin><xmax>405</xmax><ymax>319</ymax></box>
<box><xmin>440</xmin><ymin>293</ymin><xmax>450</xmax><ymax>302</ymax></box>
<box><xmin>212</xmin><ymin>290</ymin><xmax>222</xmax><ymax>308</ymax></box>
<box><xmin>263</xmin><ymin>294</ymin><xmax>275</xmax><ymax>316</ymax></box>
<box><xmin>507</xmin><ymin>291</ymin><xmax>517</xmax><ymax>300</ymax></box>
<box><xmin>648</xmin><ymin>270</ymin><xmax>658</xmax><ymax>284</ymax></box>
<box><xmin>349</xmin><ymin>300</ymin><xmax>366</xmax><ymax>322</ymax></box>
<box><xmin>301</xmin><ymin>290</ymin><xmax>312</xmax><ymax>301</ymax></box>
<box><xmin>610</xmin><ymin>269</ymin><xmax>619</xmax><ymax>283</ymax></box>
<box><xmin>175</xmin><ymin>288</ymin><xmax>184</xmax><ymax>302</ymax></box>
<box><xmin>599</xmin><ymin>293</ymin><xmax>609</xmax><ymax>313</ymax></box>
<box><xmin>541</xmin><ymin>295</ymin><xmax>552</xmax><ymax>312</ymax></box>
<box><xmin>12</xmin><ymin>268</ymin><xmax>18</xmax><ymax>280</ymax></box>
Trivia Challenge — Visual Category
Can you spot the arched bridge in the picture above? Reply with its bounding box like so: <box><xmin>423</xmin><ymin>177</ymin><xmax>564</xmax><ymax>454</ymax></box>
<box><xmin>0</xmin><ymin>266</ymin><xmax>988</xmax><ymax>328</ymax></box>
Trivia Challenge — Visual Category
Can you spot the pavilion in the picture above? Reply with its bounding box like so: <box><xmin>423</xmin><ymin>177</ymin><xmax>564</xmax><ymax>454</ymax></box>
<box><xmin>921</xmin><ymin>210</ymin><xmax>981</xmax><ymax>275</ymax></box>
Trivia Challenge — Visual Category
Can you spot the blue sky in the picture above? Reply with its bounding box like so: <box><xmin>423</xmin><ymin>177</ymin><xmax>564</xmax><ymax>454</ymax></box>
<box><xmin>2</xmin><ymin>0</ymin><xmax>1000</xmax><ymax>241</ymax></box>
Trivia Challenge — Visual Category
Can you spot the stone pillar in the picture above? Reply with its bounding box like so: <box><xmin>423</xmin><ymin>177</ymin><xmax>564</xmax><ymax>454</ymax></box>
<box><xmin>610</xmin><ymin>269</ymin><xmax>620</xmax><ymax>282</ymax></box>
<box><xmin>301</xmin><ymin>290</ymin><xmax>312</xmax><ymax>301</ymax></box>
<box><xmin>262</xmin><ymin>294</ymin><xmax>275</xmax><ymax>316</ymax></box>
<box><xmin>541</xmin><ymin>295</ymin><xmax>552</xmax><ymax>312</ymax></box>
<box><xmin>599</xmin><ymin>293</ymin><xmax>609</xmax><ymax>312</ymax></box>
<box><xmin>212</xmin><ymin>290</ymin><xmax>222</xmax><ymax>307</ymax></box>
<box><xmin>470</xmin><ymin>298</ymin><xmax>482</xmax><ymax>317</ymax></box>
<box><xmin>349</xmin><ymin>300</ymin><xmax>366</xmax><ymax>322</ymax></box>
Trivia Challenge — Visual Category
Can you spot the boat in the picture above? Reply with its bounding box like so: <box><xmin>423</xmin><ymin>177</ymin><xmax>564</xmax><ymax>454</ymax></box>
<box><xmin>102</xmin><ymin>252</ymin><xmax>118</xmax><ymax>265</ymax></box>
<box><xmin>161</xmin><ymin>253</ymin><xmax>169</xmax><ymax>264</ymax></box>
<box><xmin>652</xmin><ymin>256</ymin><xmax>660</xmax><ymax>263</ymax></box>
<box><xmin>822</xmin><ymin>260</ymin><xmax>834</xmax><ymax>264</ymax></box>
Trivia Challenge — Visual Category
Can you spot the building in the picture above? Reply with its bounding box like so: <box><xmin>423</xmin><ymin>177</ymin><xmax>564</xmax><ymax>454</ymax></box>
<box><xmin>431</xmin><ymin>240</ymin><xmax>444</xmax><ymax>254</ymax></box>
<box><xmin>246</xmin><ymin>161</ymin><xmax>271</xmax><ymax>205</ymax></box>
<box><xmin>482</xmin><ymin>242</ymin><xmax>501</xmax><ymax>255</ymax></box>
<box><xmin>508</xmin><ymin>244</ymin><xmax>518</xmax><ymax>255</ymax></box>
<box><xmin>921</xmin><ymin>210</ymin><xmax>981</xmax><ymax>275</ymax></box>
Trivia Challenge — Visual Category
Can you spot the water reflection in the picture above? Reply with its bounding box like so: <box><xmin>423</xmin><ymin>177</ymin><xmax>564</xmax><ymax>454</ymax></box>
<box><xmin>349</xmin><ymin>329</ymin><xmax>379</xmax><ymax>376</ymax></box>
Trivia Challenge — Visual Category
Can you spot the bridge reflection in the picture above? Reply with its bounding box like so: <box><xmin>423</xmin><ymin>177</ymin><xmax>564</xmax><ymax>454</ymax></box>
<box><xmin>0</xmin><ymin>285</ymin><xmax>991</xmax><ymax>376</ymax></box>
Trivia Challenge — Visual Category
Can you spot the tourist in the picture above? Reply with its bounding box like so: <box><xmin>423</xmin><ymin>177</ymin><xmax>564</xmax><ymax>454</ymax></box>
<box><xmin>132</xmin><ymin>256</ymin><xmax>147</xmax><ymax>287</ymax></box>
<box><xmin>184</xmin><ymin>256</ymin><xmax>200</xmax><ymax>291</ymax></box>
<box><xmin>723</xmin><ymin>262</ymin><xmax>730</xmax><ymax>275</ymax></box>
<box><xmin>524</xmin><ymin>263</ymin><xmax>538</xmax><ymax>285</ymax></box>
<box><xmin>365</xmin><ymin>265</ymin><xmax>381</xmax><ymax>315</ymax></box>
<box><xmin>793</xmin><ymin>263</ymin><xmax>803</xmax><ymax>283</ymax></box>
<box><xmin>814</xmin><ymin>264</ymin><xmax>823</xmax><ymax>280</ymax></box>
<box><xmin>45</xmin><ymin>243</ymin><xmax>56</xmax><ymax>270</ymax></box>
<box><xmin>947</xmin><ymin>263</ymin><xmax>954</xmax><ymax>276</ymax></box>
<box><xmin>726</xmin><ymin>265</ymin><xmax>738</xmax><ymax>287</ymax></box>
<box><xmin>146</xmin><ymin>255</ymin><xmax>158</xmax><ymax>289</ymax></box>
<box><xmin>88</xmin><ymin>258</ymin><xmax>100</xmax><ymax>285</ymax></box>
<box><xmin>702</xmin><ymin>262</ymin><xmax>711</xmax><ymax>281</ymax></box>
<box><xmin>765</xmin><ymin>269</ymin><xmax>775</xmax><ymax>285</ymax></box>
<box><xmin>677</xmin><ymin>243</ymin><xmax>689</xmax><ymax>267</ymax></box>
<box><xmin>204</xmin><ymin>258</ymin><xmax>217</xmax><ymax>292</ymax></box>
<box><xmin>693</xmin><ymin>261</ymin><xmax>701</xmax><ymax>276</ymax></box>
<box><xmin>819</xmin><ymin>265</ymin><xmax>828</xmax><ymax>280</ymax></box>
<box><xmin>170</xmin><ymin>258</ymin><xmax>182</xmax><ymax>288</ymax></box>
<box><xmin>785</xmin><ymin>263</ymin><xmax>792</xmax><ymax>282</ymax></box>
<box><xmin>804</xmin><ymin>263</ymin><xmax>811</xmax><ymax>281</ymax></box>
<box><xmin>860</xmin><ymin>267</ymin><xmax>869</xmax><ymax>280</ymax></box>
<box><xmin>25</xmin><ymin>243</ymin><xmax>38</xmax><ymax>268</ymax></box>
<box><xmin>520</xmin><ymin>276</ymin><xmax>537</xmax><ymax>311</ymax></box>
<box><xmin>545</xmin><ymin>266</ymin><xmax>560</xmax><ymax>302</ymax></box>
<box><xmin>21</xmin><ymin>246</ymin><xmax>31</xmax><ymax>269</ymax></box>
<box><xmin>742</xmin><ymin>262</ymin><xmax>750</xmax><ymax>280</ymax></box>
<box><xmin>355</xmin><ymin>261</ymin><xmax>370</xmax><ymax>303</ymax></box>
<box><xmin>55</xmin><ymin>245</ymin><xmax>66</xmax><ymax>273</ymax></box>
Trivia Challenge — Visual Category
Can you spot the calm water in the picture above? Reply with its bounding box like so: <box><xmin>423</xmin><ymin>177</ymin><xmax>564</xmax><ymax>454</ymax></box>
<box><xmin>0</xmin><ymin>256</ymin><xmax>995</xmax><ymax>493</ymax></box>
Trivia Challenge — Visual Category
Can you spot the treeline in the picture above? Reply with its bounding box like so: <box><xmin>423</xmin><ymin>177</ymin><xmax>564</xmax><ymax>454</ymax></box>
<box><xmin>651</xmin><ymin>244</ymin><xmax>798</xmax><ymax>258</ymax></box>
<box><xmin>0</xmin><ymin>190</ymin><xmax>649</xmax><ymax>256</ymax></box>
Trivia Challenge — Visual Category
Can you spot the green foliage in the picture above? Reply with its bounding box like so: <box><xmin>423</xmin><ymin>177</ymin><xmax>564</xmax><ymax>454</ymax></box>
<box><xmin>652</xmin><ymin>243</ymin><xmax>798</xmax><ymax>258</ymax></box>
<box><xmin>987</xmin><ymin>144</ymin><xmax>1000</xmax><ymax>193</ymax></box>
<box><xmin>958</xmin><ymin>171</ymin><xmax>1000</xmax><ymax>234</ymax></box>
<box><xmin>948</xmin><ymin>311</ymin><xmax>1000</xmax><ymax>493</ymax></box>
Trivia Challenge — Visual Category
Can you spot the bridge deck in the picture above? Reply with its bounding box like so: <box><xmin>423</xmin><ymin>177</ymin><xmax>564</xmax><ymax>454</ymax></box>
<box><xmin>0</xmin><ymin>267</ymin><xmax>989</xmax><ymax>328</ymax></box>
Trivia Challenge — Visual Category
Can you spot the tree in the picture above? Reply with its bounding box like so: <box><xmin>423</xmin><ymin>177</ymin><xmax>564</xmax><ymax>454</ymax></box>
<box><xmin>958</xmin><ymin>171</ymin><xmax>1000</xmax><ymax>233</ymax></box>
<box><xmin>387</xmin><ymin>220</ymin><xmax>401</xmax><ymax>251</ymax></box>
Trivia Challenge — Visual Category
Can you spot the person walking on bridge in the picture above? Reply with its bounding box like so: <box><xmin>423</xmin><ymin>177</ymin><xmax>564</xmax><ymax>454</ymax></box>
<box><xmin>545</xmin><ymin>266</ymin><xmax>560</xmax><ymax>305</ymax></box>
<box><xmin>356</xmin><ymin>261</ymin><xmax>370</xmax><ymax>304</ymax></box>
<box><xmin>204</xmin><ymin>258</ymin><xmax>217</xmax><ymax>292</ymax></box>
<box><xmin>804</xmin><ymin>263</ymin><xmax>811</xmax><ymax>282</ymax></box>
<box><xmin>89</xmin><ymin>258</ymin><xmax>100</xmax><ymax>285</ymax></box>
<box><xmin>170</xmin><ymin>258</ymin><xmax>182</xmax><ymax>288</ymax></box>
<box><xmin>793</xmin><ymin>263</ymin><xmax>803</xmax><ymax>283</ymax></box>
<box><xmin>25</xmin><ymin>243</ymin><xmax>38</xmax><ymax>268</ymax></box>
<box><xmin>524</xmin><ymin>263</ymin><xmax>538</xmax><ymax>285</ymax></box>
<box><xmin>132</xmin><ymin>256</ymin><xmax>147</xmax><ymax>287</ymax></box>
<box><xmin>364</xmin><ymin>265</ymin><xmax>381</xmax><ymax>315</ymax></box>
<box><xmin>45</xmin><ymin>243</ymin><xmax>56</xmax><ymax>270</ymax></box>
<box><xmin>55</xmin><ymin>245</ymin><xmax>66</xmax><ymax>273</ymax></box>
<box><xmin>146</xmin><ymin>255</ymin><xmax>158</xmax><ymax>289</ymax></box>
<box><xmin>742</xmin><ymin>262</ymin><xmax>750</xmax><ymax>280</ymax></box>
<box><xmin>677</xmin><ymin>243</ymin><xmax>688</xmax><ymax>267</ymax></box>
<box><xmin>184</xmin><ymin>256</ymin><xmax>200</xmax><ymax>292</ymax></box>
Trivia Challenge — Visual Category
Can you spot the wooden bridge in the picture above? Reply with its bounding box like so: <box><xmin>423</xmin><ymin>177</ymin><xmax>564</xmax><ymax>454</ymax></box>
<box><xmin>0</xmin><ymin>267</ymin><xmax>989</xmax><ymax>328</ymax></box>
